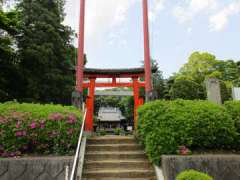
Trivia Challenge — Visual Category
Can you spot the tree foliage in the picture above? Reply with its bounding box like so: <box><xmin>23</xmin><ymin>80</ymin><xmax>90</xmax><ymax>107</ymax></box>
<box><xmin>151</xmin><ymin>60</ymin><xmax>165</xmax><ymax>99</ymax></box>
<box><xmin>0</xmin><ymin>0</ymin><xmax>76</xmax><ymax>104</ymax></box>
<box><xmin>172</xmin><ymin>51</ymin><xmax>240</xmax><ymax>101</ymax></box>
<box><xmin>178</xmin><ymin>52</ymin><xmax>219</xmax><ymax>83</ymax></box>
<box><xmin>140</xmin><ymin>59</ymin><xmax>165</xmax><ymax>99</ymax></box>
<box><xmin>0</xmin><ymin>8</ymin><xmax>20</xmax><ymax>101</ymax></box>
<box><xmin>169</xmin><ymin>79</ymin><xmax>205</xmax><ymax>100</ymax></box>
<box><xmin>177</xmin><ymin>52</ymin><xmax>240</xmax><ymax>86</ymax></box>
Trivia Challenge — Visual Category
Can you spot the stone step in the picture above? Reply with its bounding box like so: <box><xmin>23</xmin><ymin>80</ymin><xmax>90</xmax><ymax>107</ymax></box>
<box><xmin>87</xmin><ymin>136</ymin><xmax>136</xmax><ymax>145</ymax></box>
<box><xmin>82</xmin><ymin>169</ymin><xmax>155</xmax><ymax>178</ymax></box>
<box><xmin>82</xmin><ymin>178</ymin><xmax>156</xmax><ymax>180</ymax></box>
<box><xmin>84</xmin><ymin>160</ymin><xmax>152</xmax><ymax>170</ymax></box>
<box><xmin>82</xmin><ymin>178</ymin><xmax>157</xmax><ymax>180</ymax></box>
<box><xmin>82</xmin><ymin>136</ymin><xmax>156</xmax><ymax>179</ymax></box>
<box><xmin>85</xmin><ymin>151</ymin><xmax>147</xmax><ymax>161</ymax></box>
<box><xmin>86</xmin><ymin>144</ymin><xmax>142</xmax><ymax>151</ymax></box>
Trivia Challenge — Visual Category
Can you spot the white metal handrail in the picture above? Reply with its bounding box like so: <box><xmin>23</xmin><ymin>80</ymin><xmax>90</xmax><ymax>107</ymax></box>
<box><xmin>70</xmin><ymin>109</ymin><xmax>87</xmax><ymax>180</ymax></box>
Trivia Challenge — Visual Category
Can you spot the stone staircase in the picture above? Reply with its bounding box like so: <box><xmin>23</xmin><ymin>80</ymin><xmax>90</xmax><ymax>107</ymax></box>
<box><xmin>82</xmin><ymin>136</ymin><xmax>156</xmax><ymax>180</ymax></box>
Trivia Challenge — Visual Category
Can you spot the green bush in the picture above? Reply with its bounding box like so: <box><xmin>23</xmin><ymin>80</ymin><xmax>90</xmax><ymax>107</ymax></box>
<box><xmin>224</xmin><ymin>101</ymin><xmax>240</xmax><ymax>133</ymax></box>
<box><xmin>137</xmin><ymin>100</ymin><xmax>236</xmax><ymax>165</ymax></box>
<box><xmin>224</xmin><ymin>101</ymin><xmax>240</xmax><ymax>148</ymax></box>
<box><xmin>0</xmin><ymin>102</ymin><xmax>82</xmax><ymax>157</ymax></box>
<box><xmin>176</xmin><ymin>170</ymin><xmax>213</xmax><ymax>180</ymax></box>
<box><xmin>114</xmin><ymin>128</ymin><xmax>122</xmax><ymax>135</ymax></box>
<box><xmin>98</xmin><ymin>129</ymin><xmax>107</xmax><ymax>136</ymax></box>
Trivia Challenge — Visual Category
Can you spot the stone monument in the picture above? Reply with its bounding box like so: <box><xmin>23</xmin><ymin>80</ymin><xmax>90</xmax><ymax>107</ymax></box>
<box><xmin>205</xmin><ymin>78</ymin><xmax>222</xmax><ymax>104</ymax></box>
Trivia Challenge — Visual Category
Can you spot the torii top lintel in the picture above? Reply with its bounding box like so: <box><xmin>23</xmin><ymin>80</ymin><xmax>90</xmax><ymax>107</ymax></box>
<box><xmin>83</xmin><ymin>68</ymin><xmax>157</xmax><ymax>79</ymax></box>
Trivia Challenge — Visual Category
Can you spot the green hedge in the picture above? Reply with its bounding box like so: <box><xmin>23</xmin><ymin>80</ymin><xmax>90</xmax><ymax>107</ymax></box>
<box><xmin>176</xmin><ymin>170</ymin><xmax>213</xmax><ymax>180</ymax></box>
<box><xmin>224</xmin><ymin>101</ymin><xmax>240</xmax><ymax>133</ymax></box>
<box><xmin>224</xmin><ymin>101</ymin><xmax>240</xmax><ymax>148</ymax></box>
<box><xmin>0</xmin><ymin>102</ymin><xmax>82</xmax><ymax>157</ymax></box>
<box><xmin>137</xmin><ymin>100</ymin><xmax>236</xmax><ymax>165</ymax></box>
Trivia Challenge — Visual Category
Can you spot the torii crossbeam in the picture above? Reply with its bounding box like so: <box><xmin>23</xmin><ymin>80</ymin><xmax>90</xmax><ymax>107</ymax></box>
<box><xmin>73</xmin><ymin>0</ymin><xmax>153</xmax><ymax>132</ymax></box>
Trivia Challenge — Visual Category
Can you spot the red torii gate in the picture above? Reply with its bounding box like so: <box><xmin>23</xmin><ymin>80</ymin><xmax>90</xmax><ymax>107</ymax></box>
<box><xmin>74</xmin><ymin>0</ymin><xmax>153</xmax><ymax>131</ymax></box>
<box><xmin>82</xmin><ymin>68</ymin><xmax>156</xmax><ymax>131</ymax></box>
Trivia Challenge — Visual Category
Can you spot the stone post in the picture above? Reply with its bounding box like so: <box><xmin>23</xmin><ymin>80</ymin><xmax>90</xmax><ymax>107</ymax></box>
<box><xmin>205</xmin><ymin>78</ymin><xmax>222</xmax><ymax>104</ymax></box>
<box><xmin>71</xmin><ymin>91</ymin><xmax>83</xmax><ymax>109</ymax></box>
<box><xmin>232</xmin><ymin>87</ymin><xmax>240</xmax><ymax>100</ymax></box>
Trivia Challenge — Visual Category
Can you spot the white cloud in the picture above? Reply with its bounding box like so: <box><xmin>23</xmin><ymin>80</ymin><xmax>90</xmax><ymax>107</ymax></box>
<box><xmin>190</xmin><ymin>0</ymin><xmax>217</xmax><ymax>12</ymax></box>
<box><xmin>64</xmin><ymin>0</ymin><xmax>136</xmax><ymax>46</ymax></box>
<box><xmin>2</xmin><ymin>0</ymin><xmax>17</xmax><ymax>11</ymax></box>
<box><xmin>86</xmin><ymin>0</ymin><xmax>137</xmax><ymax>43</ymax></box>
<box><xmin>64</xmin><ymin>0</ymin><xmax>166</xmax><ymax>46</ymax></box>
<box><xmin>209</xmin><ymin>1</ymin><xmax>240</xmax><ymax>31</ymax></box>
<box><xmin>173</xmin><ymin>0</ymin><xmax>217</xmax><ymax>23</ymax></box>
<box><xmin>63</xmin><ymin>0</ymin><xmax>80</xmax><ymax>34</ymax></box>
<box><xmin>149</xmin><ymin>0</ymin><xmax>165</xmax><ymax>22</ymax></box>
<box><xmin>187</xmin><ymin>27</ymin><xmax>193</xmax><ymax>33</ymax></box>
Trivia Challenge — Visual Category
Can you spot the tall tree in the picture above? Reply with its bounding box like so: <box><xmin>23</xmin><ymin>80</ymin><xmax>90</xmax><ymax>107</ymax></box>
<box><xmin>169</xmin><ymin>79</ymin><xmax>205</xmax><ymax>100</ymax></box>
<box><xmin>17</xmin><ymin>0</ymin><xmax>75</xmax><ymax>104</ymax></box>
<box><xmin>178</xmin><ymin>52</ymin><xmax>220</xmax><ymax>84</ymax></box>
<box><xmin>0</xmin><ymin>7</ymin><xmax>20</xmax><ymax>101</ymax></box>
<box><xmin>174</xmin><ymin>51</ymin><xmax>240</xmax><ymax>101</ymax></box>
<box><xmin>216</xmin><ymin>60</ymin><xmax>240</xmax><ymax>86</ymax></box>
<box><xmin>140</xmin><ymin>59</ymin><xmax>165</xmax><ymax>99</ymax></box>
<box><xmin>151</xmin><ymin>60</ymin><xmax>165</xmax><ymax>99</ymax></box>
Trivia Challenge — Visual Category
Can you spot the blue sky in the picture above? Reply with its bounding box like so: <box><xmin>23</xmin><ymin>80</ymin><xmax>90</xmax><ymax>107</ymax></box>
<box><xmin>64</xmin><ymin>0</ymin><xmax>240</xmax><ymax>78</ymax></box>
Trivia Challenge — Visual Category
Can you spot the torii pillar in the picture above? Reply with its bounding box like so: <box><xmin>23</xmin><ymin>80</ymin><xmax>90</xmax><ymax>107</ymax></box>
<box><xmin>133</xmin><ymin>77</ymin><xmax>144</xmax><ymax>130</ymax></box>
<box><xmin>73</xmin><ymin>0</ymin><xmax>85</xmax><ymax>109</ymax></box>
<box><xmin>85</xmin><ymin>78</ymin><xmax>96</xmax><ymax>131</ymax></box>
<box><xmin>143</xmin><ymin>0</ymin><xmax>153</xmax><ymax>101</ymax></box>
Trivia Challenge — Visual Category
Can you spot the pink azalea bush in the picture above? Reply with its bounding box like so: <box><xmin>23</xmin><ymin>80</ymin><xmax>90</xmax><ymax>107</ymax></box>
<box><xmin>178</xmin><ymin>146</ymin><xmax>191</xmax><ymax>155</ymax></box>
<box><xmin>0</xmin><ymin>102</ymin><xmax>82</xmax><ymax>157</ymax></box>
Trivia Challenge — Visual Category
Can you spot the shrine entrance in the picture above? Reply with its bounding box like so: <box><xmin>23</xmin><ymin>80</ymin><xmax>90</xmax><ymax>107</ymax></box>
<box><xmin>73</xmin><ymin>0</ymin><xmax>154</xmax><ymax>132</ymax></box>
<box><xmin>83</xmin><ymin>68</ymin><xmax>156</xmax><ymax>131</ymax></box>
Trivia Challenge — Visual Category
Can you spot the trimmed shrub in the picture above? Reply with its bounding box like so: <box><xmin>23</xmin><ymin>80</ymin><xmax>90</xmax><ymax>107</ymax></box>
<box><xmin>0</xmin><ymin>102</ymin><xmax>82</xmax><ymax>157</ymax></box>
<box><xmin>224</xmin><ymin>101</ymin><xmax>240</xmax><ymax>148</ymax></box>
<box><xmin>176</xmin><ymin>170</ymin><xmax>213</xmax><ymax>180</ymax></box>
<box><xmin>137</xmin><ymin>100</ymin><xmax>236</xmax><ymax>165</ymax></box>
<box><xmin>224</xmin><ymin>101</ymin><xmax>240</xmax><ymax>133</ymax></box>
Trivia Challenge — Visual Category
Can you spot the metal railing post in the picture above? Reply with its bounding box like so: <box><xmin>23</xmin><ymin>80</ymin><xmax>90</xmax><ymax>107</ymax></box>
<box><xmin>70</xmin><ymin>110</ymin><xmax>87</xmax><ymax>180</ymax></box>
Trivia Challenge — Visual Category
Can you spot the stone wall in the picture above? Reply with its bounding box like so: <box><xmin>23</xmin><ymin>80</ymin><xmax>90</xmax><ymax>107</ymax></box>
<box><xmin>162</xmin><ymin>155</ymin><xmax>240</xmax><ymax>180</ymax></box>
<box><xmin>0</xmin><ymin>156</ymin><xmax>73</xmax><ymax>180</ymax></box>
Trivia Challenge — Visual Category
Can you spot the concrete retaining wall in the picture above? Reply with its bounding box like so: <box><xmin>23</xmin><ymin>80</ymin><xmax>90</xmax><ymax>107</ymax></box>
<box><xmin>0</xmin><ymin>156</ymin><xmax>73</xmax><ymax>180</ymax></box>
<box><xmin>162</xmin><ymin>155</ymin><xmax>240</xmax><ymax>180</ymax></box>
